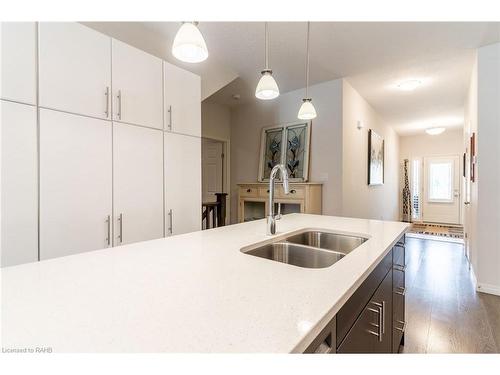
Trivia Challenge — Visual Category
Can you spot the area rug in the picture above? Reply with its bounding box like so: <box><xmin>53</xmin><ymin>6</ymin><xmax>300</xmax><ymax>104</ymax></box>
<box><xmin>409</xmin><ymin>223</ymin><xmax>464</xmax><ymax>239</ymax></box>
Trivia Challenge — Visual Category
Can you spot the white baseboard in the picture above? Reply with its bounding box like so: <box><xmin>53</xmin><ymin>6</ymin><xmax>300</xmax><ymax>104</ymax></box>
<box><xmin>477</xmin><ymin>282</ymin><xmax>500</xmax><ymax>296</ymax></box>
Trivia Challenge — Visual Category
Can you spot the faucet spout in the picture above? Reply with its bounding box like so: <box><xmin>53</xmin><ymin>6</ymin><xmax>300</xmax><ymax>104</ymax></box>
<box><xmin>267</xmin><ymin>164</ymin><xmax>290</xmax><ymax>235</ymax></box>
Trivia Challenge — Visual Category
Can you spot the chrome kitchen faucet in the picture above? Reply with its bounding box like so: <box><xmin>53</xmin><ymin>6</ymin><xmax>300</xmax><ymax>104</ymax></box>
<box><xmin>267</xmin><ymin>164</ymin><xmax>290</xmax><ymax>235</ymax></box>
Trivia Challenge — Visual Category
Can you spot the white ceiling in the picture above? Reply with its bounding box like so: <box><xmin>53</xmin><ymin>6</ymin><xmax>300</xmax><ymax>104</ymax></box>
<box><xmin>86</xmin><ymin>22</ymin><xmax>500</xmax><ymax>135</ymax></box>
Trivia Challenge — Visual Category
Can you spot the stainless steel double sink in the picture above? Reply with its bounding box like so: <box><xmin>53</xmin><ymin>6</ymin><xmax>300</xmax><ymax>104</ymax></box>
<box><xmin>241</xmin><ymin>229</ymin><xmax>368</xmax><ymax>269</ymax></box>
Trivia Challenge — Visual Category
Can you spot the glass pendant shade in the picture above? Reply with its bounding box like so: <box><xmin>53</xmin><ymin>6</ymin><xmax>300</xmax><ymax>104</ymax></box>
<box><xmin>172</xmin><ymin>23</ymin><xmax>208</xmax><ymax>63</ymax></box>
<box><xmin>255</xmin><ymin>70</ymin><xmax>280</xmax><ymax>100</ymax></box>
<box><xmin>298</xmin><ymin>99</ymin><xmax>317</xmax><ymax>120</ymax></box>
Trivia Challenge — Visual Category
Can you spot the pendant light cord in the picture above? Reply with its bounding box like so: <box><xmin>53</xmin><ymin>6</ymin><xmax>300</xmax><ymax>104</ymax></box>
<box><xmin>305</xmin><ymin>21</ymin><xmax>310</xmax><ymax>98</ymax></box>
<box><xmin>265</xmin><ymin>22</ymin><xmax>269</xmax><ymax>70</ymax></box>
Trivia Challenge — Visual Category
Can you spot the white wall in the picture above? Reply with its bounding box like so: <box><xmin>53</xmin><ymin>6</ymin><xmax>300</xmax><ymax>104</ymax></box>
<box><xmin>464</xmin><ymin>52</ymin><xmax>478</xmax><ymax>279</ymax></box>
<box><xmin>342</xmin><ymin>80</ymin><xmax>400</xmax><ymax>221</ymax></box>
<box><xmin>202</xmin><ymin>101</ymin><xmax>231</xmax><ymax>141</ymax></box>
<box><xmin>230</xmin><ymin>79</ymin><xmax>343</xmax><ymax>223</ymax></box>
<box><xmin>475</xmin><ymin>42</ymin><xmax>500</xmax><ymax>295</ymax></box>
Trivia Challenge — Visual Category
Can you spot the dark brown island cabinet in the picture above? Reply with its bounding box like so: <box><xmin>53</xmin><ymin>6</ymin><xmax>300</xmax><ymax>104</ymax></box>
<box><xmin>305</xmin><ymin>235</ymin><xmax>406</xmax><ymax>354</ymax></box>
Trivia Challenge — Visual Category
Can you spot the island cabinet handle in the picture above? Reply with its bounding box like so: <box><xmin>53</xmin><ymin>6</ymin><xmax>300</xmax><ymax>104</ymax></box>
<box><xmin>393</xmin><ymin>264</ymin><xmax>406</xmax><ymax>272</ymax></box>
<box><xmin>395</xmin><ymin>320</ymin><xmax>407</xmax><ymax>333</ymax></box>
<box><xmin>314</xmin><ymin>333</ymin><xmax>333</xmax><ymax>354</ymax></box>
<box><xmin>394</xmin><ymin>286</ymin><xmax>406</xmax><ymax>296</ymax></box>
<box><xmin>368</xmin><ymin>301</ymin><xmax>383</xmax><ymax>342</ymax></box>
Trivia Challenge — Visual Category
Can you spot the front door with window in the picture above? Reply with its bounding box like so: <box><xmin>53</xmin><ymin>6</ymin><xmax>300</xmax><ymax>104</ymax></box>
<box><xmin>422</xmin><ymin>156</ymin><xmax>461</xmax><ymax>224</ymax></box>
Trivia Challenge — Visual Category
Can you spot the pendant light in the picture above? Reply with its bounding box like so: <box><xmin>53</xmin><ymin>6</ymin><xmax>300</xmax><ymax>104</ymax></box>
<box><xmin>298</xmin><ymin>22</ymin><xmax>317</xmax><ymax>120</ymax></box>
<box><xmin>172</xmin><ymin>22</ymin><xmax>208</xmax><ymax>63</ymax></box>
<box><xmin>255</xmin><ymin>22</ymin><xmax>280</xmax><ymax>100</ymax></box>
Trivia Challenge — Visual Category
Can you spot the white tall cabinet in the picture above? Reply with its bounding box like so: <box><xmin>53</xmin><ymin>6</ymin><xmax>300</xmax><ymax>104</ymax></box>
<box><xmin>164</xmin><ymin>62</ymin><xmax>201</xmax><ymax>137</ymax></box>
<box><xmin>113</xmin><ymin>123</ymin><xmax>164</xmax><ymax>245</ymax></box>
<box><xmin>39</xmin><ymin>22</ymin><xmax>112</xmax><ymax>119</ymax></box>
<box><xmin>165</xmin><ymin>133</ymin><xmax>201</xmax><ymax>236</ymax></box>
<box><xmin>1</xmin><ymin>101</ymin><xmax>38</xmax><ymax>267</ymax></box>
<box><xmin>2</xmin><ymin>22</ymin><xmax>202</xmax><ymax>265</ymax></box>
<box><xmin>112</xmin><ymin>40</ymin><xmax>163</xmax><ymax>129</ymax></box>
<box><xmin>39</xmin><ymin>109</ymin><xmax>113</xmax><ymax>260</ymax></box>
<box><xmin>0</xmin><ymin>22</ymin><xmax>37</xmax><ymax>105</ymax></box>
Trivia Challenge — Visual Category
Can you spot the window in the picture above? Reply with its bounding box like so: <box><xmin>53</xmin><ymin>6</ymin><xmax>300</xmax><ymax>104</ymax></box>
<box><xmin>428</xmin><ymin>162</ymin><xmax>453</xmax><ymax>202</ymax></box>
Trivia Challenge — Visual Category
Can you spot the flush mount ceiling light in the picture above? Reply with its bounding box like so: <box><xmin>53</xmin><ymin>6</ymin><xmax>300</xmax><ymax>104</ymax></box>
<box><xmin>172</xmin><ymin>22</ymin><xmax>208</xmax><ymax>63</ymax></box>
<box><xmin>425</xmin><ymin>127</ymin><xmax>446</xmax><ymax>135</ymax></box>
<box><xmin>255</xmin><ymin>22</ymin><xmax>280</xmax><ymax>100</ymax></box>
<box><xmin>298</xmin><ymin>22</ymin><xmax>317</xmax><ymax>120</ymax></box>
<box><xmin>397</xmin><ymin>79</ymin><xmax>422</xmax><ymax>91</ymax></box>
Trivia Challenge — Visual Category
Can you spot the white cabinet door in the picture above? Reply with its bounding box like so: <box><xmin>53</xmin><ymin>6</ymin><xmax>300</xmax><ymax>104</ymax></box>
<box><xmin>113</xmin><ymin>123</ymin><xmax>164</xmax><ymax>245</ymax></box>
<box><xmin>39</xmin><ymin>109</ymin><xmax>112</xmax><ymax>260</ymax></box>
<box><xmin>39</xmin><ymin>22</ymin><xmax>111</xmax><ymax>119</ymax></box>
<box><xmin>0</xmin><ymin>22</ymin><xmax>37</xmax><ymax>104</ymax></box>
<box><xmin>112</xmin><ymin>39</ymin><xmax>163</xmax><ymax>129</ymax></box>
<box><xmin>165</xmin><ymin>133</ymin><xmax>201</xmax><ymax>236</ymax></box>
<box><xmin>164</xmin><ymin>61</ymin><xmax>201</xmax><ymax>137</ymax></box>
<box><xmin>1</xmin><ymin>101</ymin><xmax>38</xmax><ymax>266</ymax></box>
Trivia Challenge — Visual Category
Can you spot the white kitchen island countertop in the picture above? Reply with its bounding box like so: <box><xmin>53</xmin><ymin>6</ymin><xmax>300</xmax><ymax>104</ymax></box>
<box><xmin>1</xmin><ymin>214</ymin><xmax>409</xmax><ymax>353</ymax></box>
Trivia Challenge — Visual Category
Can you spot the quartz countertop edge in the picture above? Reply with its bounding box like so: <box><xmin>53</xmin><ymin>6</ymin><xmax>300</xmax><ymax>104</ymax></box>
<box><xmin>1</xmin><ymin>213</ymin><xmax>410</xmax><ymax>353</ymax></box>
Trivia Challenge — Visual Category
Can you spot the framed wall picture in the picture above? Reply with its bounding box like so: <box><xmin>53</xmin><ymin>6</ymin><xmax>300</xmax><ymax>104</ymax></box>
<box><xmin>258</xmin><ymin>121</ymin><xmax>311</xmax><ymax>182</ymax></box>
<box><xmin>368</xmin><ymin>129</ymin><xmax>384</xmax><ymax>185</ymax></box>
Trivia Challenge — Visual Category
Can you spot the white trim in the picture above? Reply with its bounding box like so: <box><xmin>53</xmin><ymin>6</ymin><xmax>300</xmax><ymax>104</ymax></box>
<box><xmin>476</xmin><ymin>282</ymin><xmax>500</xmax><ymax>296</ymax></box>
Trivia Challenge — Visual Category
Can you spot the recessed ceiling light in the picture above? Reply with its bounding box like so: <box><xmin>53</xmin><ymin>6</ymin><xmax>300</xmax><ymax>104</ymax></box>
<box><xmin>425</xmin><ymin>127</ymin><xmax>446</xmax><ymax>135</ymax></box>
<box><xmin>397</xmin><ymin>79</ymin><xmax>422</xmax><ymax>91</ymax></box>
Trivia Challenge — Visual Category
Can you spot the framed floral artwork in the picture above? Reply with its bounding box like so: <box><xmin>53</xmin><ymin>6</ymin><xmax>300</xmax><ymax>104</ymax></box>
<box><xmin>258</xmin><ymin>121</ymin><xmax>311</xmax><ymax>182</ymax></box>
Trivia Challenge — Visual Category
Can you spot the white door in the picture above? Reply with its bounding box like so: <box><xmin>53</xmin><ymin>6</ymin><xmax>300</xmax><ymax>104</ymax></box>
<box><xmin>422</xmin><ymin>156</ymin><xmax>461</xmax><ymax>224</ymax></box>
<box><xmin>112</xmin><ymin>39</ymin><xmax>163</xmax><ymax>129</ymax></box>
<box><xmin>113</xmin><ymin>123</ymin><xmax>164</xmax><ymax>245</ymax></box>
<box><xmin>39</xmin><ymin>109</ymin><xmax>112</xmax><ymax>260</ymax></box>
<box><xmin>164</xmin><ymin>61</ymin><xmax>201</xmax><ymax>136</ymax></box>
<box><xmin>202</xmin><ymin>139</ymin><xmax>223</xmax><ymax>202</ymax></box>
<box><xmin>165</xmin><ymin>133</ymin><xmax>201</xmax><ymax>236</ymax></box>
<box><xmin>39</xmin><ymin>22</ymin><xmax>112</xmax><ymax>119</ymax></box>
<box><xmin>1</xmin><ymin>100</ymin><xmax>38</xmax><ymax>266</ymax></box>
<box><xmin>0</xmin><ymin>22</ymin><xmax>37</xmax><ymax>104</ymax></box>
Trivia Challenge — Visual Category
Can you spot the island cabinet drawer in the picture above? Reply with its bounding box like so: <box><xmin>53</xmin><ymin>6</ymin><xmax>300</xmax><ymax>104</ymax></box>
<box><xmin>336</xmin><ymin>249</ymin><xmax>393</xmax><ymax>346</ymax></box>
<box><xmin>304</xmin><ymin>316</ymin><xmax>336</xmax><ymax>354</ymax></box>
<box><xmin>239</xmin><ymin>187</ymin><xmax>259</xmax><ymax>198</ymax></box>
<box><xmin>337</xmin><ymin>270</ymin><xmax>393</xmax><ymax>353</ymax></box>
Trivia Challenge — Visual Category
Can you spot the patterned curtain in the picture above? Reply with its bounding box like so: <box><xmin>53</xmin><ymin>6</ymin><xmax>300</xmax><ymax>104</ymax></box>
<box><xmin>402</xmin><ymin>159</ymin><xmax>412</xmax><ymax>222</ymax></box>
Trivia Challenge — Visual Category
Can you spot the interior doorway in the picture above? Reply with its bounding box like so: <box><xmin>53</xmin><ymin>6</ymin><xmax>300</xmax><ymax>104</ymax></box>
<box><xmin>202</xmin><ymin>138</ymin><xmax>224</xmax><ymax>202</ymax></box>
<box><xmin>201</xmin><ymin>137</ymin><xmax>229</xmax><ymax>226</ymax></box>
<box><xmin>422</xmin><ymin>155</ymin><xmax>461</xmax><ymax>224</ymax></box>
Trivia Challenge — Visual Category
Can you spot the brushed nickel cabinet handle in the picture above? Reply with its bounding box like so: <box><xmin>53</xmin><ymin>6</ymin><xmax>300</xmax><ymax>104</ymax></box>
<box><xmin>395</xmin><ymin>320</ymin><xmax>407</xmax><ymax>333</ymax></box>
<box><xmin>168</xmin><ymin>209</ymin><xmax>173</xmax><ymax>235</ymax></box>
<box><xmin>382</xmin><ymin>301</ymin><xmax>386</xmax><ymax>334</ymax></box>
<box><xmin>394</xmin><ymin>286</ymin><xmax>406</xmax><ymax>296</ymax></box>
<box><xmin>393</xmin><ymin>264</ymin><xmax>406</xmax><ymax>272</ymax></box>
<box><xmin>105</xmin><ymin>215</ymin><xmax>111</xmax><ymax>246</ymax></box>
<box><xmin>104</xmin><ymin>87</ymin><xmax>110</xmax><ymax>118</ymax></box>
<box><xmin>168</xmin><ymin>105</ymin><xmax>172</xmax><ymax>131</ymax></box>
<box><xmin>118</xmin><ymin>213</ymin><xmax>123</xmax><ymax>243</ymax></box>
<box><xmin>367</xmin><ymin>305</ymin><xmax>383</xmax><ymax>341</ymax></box>
<box><xmin>117</xmin><ymin>90</ymin><xmax>122</xmax><ymax>120</ymax></box>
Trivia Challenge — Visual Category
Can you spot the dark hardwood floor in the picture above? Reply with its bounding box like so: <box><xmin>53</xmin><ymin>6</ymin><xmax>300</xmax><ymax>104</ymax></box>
<box><xmin>402</xmin><ymin>236</ymin><xmax>500</xmax><ymax>353</ymax></box>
